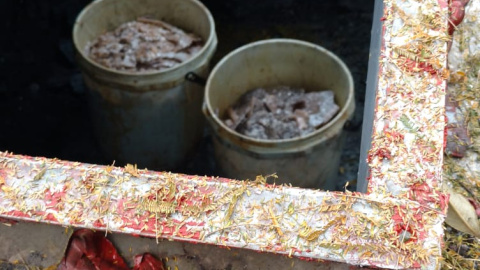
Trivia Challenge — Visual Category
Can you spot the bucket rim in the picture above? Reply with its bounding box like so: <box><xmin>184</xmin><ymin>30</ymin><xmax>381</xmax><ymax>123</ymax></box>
<box><xmin>204</xmin><ymin>38</ymin><xmax>355</xmax><ymax>145</ymax></box>
<box><xmin>72</xmin><ymin>0</ymin><xmax>216</xmax><ymax>77</ymax></box>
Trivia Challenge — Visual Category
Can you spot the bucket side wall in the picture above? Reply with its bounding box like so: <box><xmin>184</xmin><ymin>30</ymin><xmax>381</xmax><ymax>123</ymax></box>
<box><xmin>83</xmin><ymin>68</ymin><xmax>207</xmax><ymax>170</ymax></box>
<box><xmin>213</xmin><ymin>132</ymin><xmax>345</xmax><ymax>189</ymax></box>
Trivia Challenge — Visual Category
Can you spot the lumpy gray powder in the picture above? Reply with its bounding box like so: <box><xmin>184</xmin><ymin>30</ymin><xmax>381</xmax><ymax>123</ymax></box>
<box><xmin>85</xmin><ymin>17</ymin><xmax>203</xmax><ymax>72</ymax></box>
<box><xmin>223</xmin><ymin>86</ymin><xmax>339</xmax><ymax>140</ymax></box>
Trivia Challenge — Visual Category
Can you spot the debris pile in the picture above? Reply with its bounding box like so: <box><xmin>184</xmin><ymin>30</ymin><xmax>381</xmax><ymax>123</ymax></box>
<box><xmin>86</xmin><ymin>17</ymin><xmax>203</xmax><ymax>72</ymax></box>
<box><xmin>223</xmin><ymin>86</ymin><xmax>339</xmax><ymax>140</ymax></box>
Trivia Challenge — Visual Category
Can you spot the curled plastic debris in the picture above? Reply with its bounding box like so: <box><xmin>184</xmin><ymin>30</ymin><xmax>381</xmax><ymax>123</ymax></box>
<box><xmin>57</xmin><ymin>229</ymin><xmax>128</xmax><ymax>270</ymax></box>
<box><xmin>58</xmin><ymin>229</ymin><xmax>165</xmax><ymax>270</ymax></box>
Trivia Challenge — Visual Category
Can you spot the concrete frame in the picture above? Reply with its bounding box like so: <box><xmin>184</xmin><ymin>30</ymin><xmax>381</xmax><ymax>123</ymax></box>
<box><xmin>0</xmin><ymin>0</ymin><xmax>449</xmax><ymax>269</ymax></box>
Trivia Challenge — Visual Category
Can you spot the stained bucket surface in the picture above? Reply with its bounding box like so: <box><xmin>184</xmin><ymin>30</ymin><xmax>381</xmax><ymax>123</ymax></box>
<box><xmin>73</xmin><ymin>0</ymin><xmax>217</xmax><ymax>170</ymax></box>
<box><xmin>204</xmin><ymin>39</ymin><xmax>354</xmax><ymax>190</ymax></box>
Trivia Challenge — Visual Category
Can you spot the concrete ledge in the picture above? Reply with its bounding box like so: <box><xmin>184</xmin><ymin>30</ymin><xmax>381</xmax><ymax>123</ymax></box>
<box><xmin>0</xmin><ymin>150</ymin><xmax>445</xmax><ymax>269</ymax></box>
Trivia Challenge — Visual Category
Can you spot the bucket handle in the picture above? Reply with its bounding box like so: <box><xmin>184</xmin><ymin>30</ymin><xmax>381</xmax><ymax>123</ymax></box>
<box><xmin>185</xmin><ymin>72</ymin><xmax>207</xmax><ymax>86</ymax></box>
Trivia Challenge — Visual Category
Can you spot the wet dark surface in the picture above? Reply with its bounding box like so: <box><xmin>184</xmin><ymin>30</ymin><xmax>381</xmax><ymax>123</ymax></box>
<box><xmin>0</xmin><ymin>0</ymin><xmax>374</xmax><ymax>191</ymax></box>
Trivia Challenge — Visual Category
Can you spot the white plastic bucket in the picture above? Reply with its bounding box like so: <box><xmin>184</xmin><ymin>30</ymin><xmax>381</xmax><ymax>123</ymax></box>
<box><xmin>73</xmin><ymin>0</ymin><xmax>217</xmax><ymax>170</ymax></box>
<box><xmin>203</xmin><ymin>39</ymin><xmax>354</xmax><ymax>190</ymax></box>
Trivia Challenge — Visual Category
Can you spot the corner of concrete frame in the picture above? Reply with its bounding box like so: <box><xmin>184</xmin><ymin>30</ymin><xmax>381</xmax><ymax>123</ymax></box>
<box><xmin>0</xmin><ymin>0</ymin><xmax>449</xmax><ymax>269</ymax></box>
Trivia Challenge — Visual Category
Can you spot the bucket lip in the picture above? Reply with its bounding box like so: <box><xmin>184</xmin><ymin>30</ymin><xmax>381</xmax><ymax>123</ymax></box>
<box><xmin>204</xmin><ymin>38</ymin><xmax>355</xmax><ymax>145</ymax></box>
<box><xmin>72</xmin><ymin>0</ymin><xmax>216</xmax><ymax>77</ymax></box>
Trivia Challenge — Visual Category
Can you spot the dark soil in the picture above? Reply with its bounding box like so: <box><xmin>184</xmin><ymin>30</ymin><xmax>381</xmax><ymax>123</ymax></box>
<box><xmin>0</xmin><ymin>0</ymin><xmax>374</xmax><ymax>191</ymax></box>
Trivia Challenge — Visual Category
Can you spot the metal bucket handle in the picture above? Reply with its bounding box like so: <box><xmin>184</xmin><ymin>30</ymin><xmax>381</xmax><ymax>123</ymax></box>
<box><xmin>185</xmin><ymin>72</ymin><xmax>207</xmax><ymax>86</ymax></box>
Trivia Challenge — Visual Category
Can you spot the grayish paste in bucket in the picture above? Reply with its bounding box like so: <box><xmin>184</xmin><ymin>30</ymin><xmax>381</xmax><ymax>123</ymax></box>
<box><xmin>224</xmin><ymin>86</ymin><xmax>339</xmax><ymax>140</ymax></box>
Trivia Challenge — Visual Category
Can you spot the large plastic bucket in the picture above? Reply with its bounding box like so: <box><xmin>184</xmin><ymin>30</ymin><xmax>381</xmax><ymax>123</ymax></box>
<box><xmin>204</xmin><ymin>39</ymin><xmax>354</xmax><ymax>190</ymax></box>
<box><xmin>73</xmin><ymin>0</ymin><xmax>217</xmax><ymax>170</ymax></box>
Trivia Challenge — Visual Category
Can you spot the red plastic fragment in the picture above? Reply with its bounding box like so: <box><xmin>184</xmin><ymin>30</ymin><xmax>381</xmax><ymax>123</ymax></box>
<box><xmin>57</xmin><ymin>229</ymin><xmax>129</xmax><ymax>270</ymax></box>
<box><xmin>132</xmin><ymin>253</ymin><xmax>165</xmax><ymax>270</ymax></box>
<box><xmin>467</xmin><ymin>198</ymin><xmax>480</xmax><ymax>218</ymax></box>
<box><xmin>58</xmin><ymin>229</ymin><xmax>167</xmax><ymax>270</ymax></box>
<box><xmin>448</xmin><ymin>0</ymin><xmax>470</xmax><ymax>35</ymax></box>
<box><xmin>0</xmin><ymin>217</ymin><xmax>18</xmax><ymax>225</ymax></box>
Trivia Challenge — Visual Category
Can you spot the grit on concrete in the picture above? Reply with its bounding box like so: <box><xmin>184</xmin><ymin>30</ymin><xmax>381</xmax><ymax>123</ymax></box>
<box><xmin>0</xmin><ymin>0</ymin><xmax>373</xmax><ymax>191</ymax></box>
